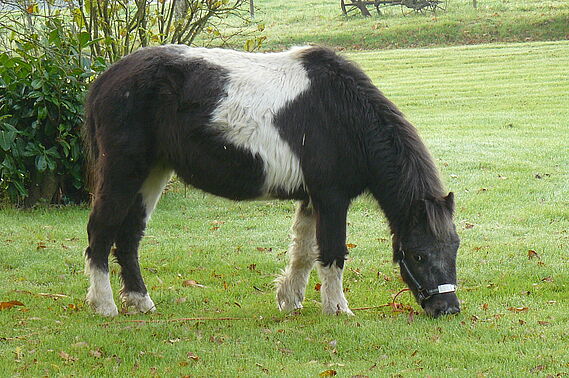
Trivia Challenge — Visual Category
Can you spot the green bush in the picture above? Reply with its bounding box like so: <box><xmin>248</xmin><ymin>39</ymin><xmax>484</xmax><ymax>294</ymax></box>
<box><xmin>0</xmin><ymin>18</ymin><xmax>106</xmax><ymax>206</ymax></box>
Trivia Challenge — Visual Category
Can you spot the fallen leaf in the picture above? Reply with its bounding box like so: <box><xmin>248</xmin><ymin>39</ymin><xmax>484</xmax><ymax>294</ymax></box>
<box><xmin>59</xmin><ymin>351</ymin><xmax>77</xmax><ymax>362</ymax></box>
<box><xmin>528</xmin><ymin>250</ymin><xmax>540</xmax><ymax>259</ymax></box>
<box><xmin>0</xmin><ymin>300</ymin><xmax>25</xmax><ymax>310</ymax></box>
<box><xmin>346</xmin><ymin>243</ymin><xmax>357</xmax><ymax>249</ymax></box>
<box><xmin>182</xmin><ymin>280</ymin><xmax>206</xmax><ymax>288</ymax></box>
<box><xmin>319</xmin><ymin>370</ymin><xmax>337</xmax><ymax>377</ymax></box>
<box><xmin>407</xmin><ymin>310</ymin><xmax>415</xmax><ymax>324</ymax></box>
<box><xmin>89</xmin><ymin>349</ymin><xmax>102</xmax><ymax>358</ymax></box>
<box><xmin>541</xmin><ymin>276</ymin><xmax>553</xmax><ymax>282</ymax></box>
<box><xmin>482</xmin><ymin>303</ymin><xmax>489</xmax><ymax>311</ymax></box>
<box><xmin>538</xmin><ymin>321</ymin><xmax>550</xmax><ymax>326</ymax></box>
<box><xmin>248</xmin><ymin>264</ymin><xmax>256</xmax><ymax>271</ymax></box>
<box><xmin>530</xmin><ymin>365</ymin><xmax>545</xmax><ymax>373</ymax></box>
<box><xmin>187</xmin><ymin>352</ymin><xmax>199</xmax><ymax>361</ymax></box>
<box><xmin>464</xmin><ymin>222</ymin><xmax>475</xmax><ymax>229</ymax></box>
<box><xmin>508</xmin><ymin>307</ymin><xmax>529</xmax><ymax>313</ymax></box>
<box><xmin>314</xmin><ymin>283</ymin><xmax>322</xmax><ymax>291</ymax></box>
<box><xmin>256</xmin><ymin>247</ymin><xmax>272</xmax><ymax>252</ymax></box>
<box><xmin>518</xmin><ymin>319</ymin><xmax>526</xmax><ymax>325</ymax></box>
<box><xmin>279</xmin><ymin>347</ymin><xmax>293</xmax><ymax>354</ymax></box>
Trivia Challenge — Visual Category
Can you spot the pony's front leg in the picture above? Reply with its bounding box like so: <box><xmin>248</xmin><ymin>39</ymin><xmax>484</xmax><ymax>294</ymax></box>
<box><xmin>275</xmin><ymin>201</ymin><xmax>318</xmax><ymax>312</ymax></box>
<box><xmin>314</xmin><ymin>198</ymin><xmax>354</xmax><ymax>316</ymax></box>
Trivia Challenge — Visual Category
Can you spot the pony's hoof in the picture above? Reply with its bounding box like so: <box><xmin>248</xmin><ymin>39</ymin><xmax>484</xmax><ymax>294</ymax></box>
<box><xmin>322</xmin><ymin>302</ymin><xmax>354</xmax><ymax>316</ymax></box>
<box><xmin>121</xmin><ymin>292</ymin><xmax>156</xmax><ymax>313</ymax></box>
<box><xmin>87</xmin><ymin>299</ymin><xmax>119</xmax><ymax>317</ymax></box>
<box><xmin>275</xmin><ymin>279</ymin><xmax>305</xmax><ymax>312</ymax></box>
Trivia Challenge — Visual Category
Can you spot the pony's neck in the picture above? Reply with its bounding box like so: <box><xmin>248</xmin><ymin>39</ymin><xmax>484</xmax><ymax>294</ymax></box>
<box><xmin>367</xmin><ymin>113</ymin><xmax>445</xmax><ymax>236</ymax></box>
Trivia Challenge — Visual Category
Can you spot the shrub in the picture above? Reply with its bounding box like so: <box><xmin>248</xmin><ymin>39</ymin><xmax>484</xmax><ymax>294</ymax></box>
<box><xmin>0</xmin><ymin>18</ymin><xmax>106</xmax><ymax>206</ymax></box>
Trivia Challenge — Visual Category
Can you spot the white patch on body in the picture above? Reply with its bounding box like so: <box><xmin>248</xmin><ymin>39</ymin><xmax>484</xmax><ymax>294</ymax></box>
<box><xmin>275</xmin><ymin>202</ymin><xmax>318</xmax><ymax>311</ymax></box>
<box><xmin>85</xmin><ymin>260</ymin><xmax>118</xmax><ymax>316</ymax></box>
<box><xmin>170</xmin><ymin>45</ymin><xmax>312</xmax><ymax>196</ymax></box>
<box><xmin>317</xmin><ymin>264</ymin><xmax>354</xmax><ymax>315</ymax></box>
<box><xmin>139</xmin><ymin>164</ymin><xmax>173</xmax><ymax>223</ymax></box>
<box><xmin>121</xmin><ymin>292</ymin><xmax>156</xmax><ymax>313</ymax></box>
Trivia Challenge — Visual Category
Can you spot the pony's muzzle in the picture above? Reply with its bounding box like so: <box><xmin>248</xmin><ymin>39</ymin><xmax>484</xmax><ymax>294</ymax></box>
<box><xmin>423</xmin><ymin>292</ymin><xmax>460</xmax><ymax>318</ymax></box>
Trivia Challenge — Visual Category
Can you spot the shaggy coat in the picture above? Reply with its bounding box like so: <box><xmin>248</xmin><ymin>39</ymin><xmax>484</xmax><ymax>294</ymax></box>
<box><xmin>83</xmin><ymin>45</ymin><xmax>460</xmax><ymax>317</ymax></box>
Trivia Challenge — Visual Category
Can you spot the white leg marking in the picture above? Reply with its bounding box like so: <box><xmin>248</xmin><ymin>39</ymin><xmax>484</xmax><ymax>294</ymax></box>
<box><xmin>85</xmin><ymin>260</ymin><xmax>118</xmax><ymax>317</ymax></box>
<box><xmin>139</xmin><ymin>164</ymin><xmax>173</xmax><ymax>224</ymax></box>
<box><xmin>121</xmin><ymin>292</ymin><xmax>156</xmax><ymax>313</ymax></box>
<box><xmin>275</xmin><ymin>202</ymin><xmax>318</xmax><ymax>312</ymax></box>
<box><xmin>317</xmin><ymin>263</ymin><xmax>354</xmax><ymax>316</ymax></box>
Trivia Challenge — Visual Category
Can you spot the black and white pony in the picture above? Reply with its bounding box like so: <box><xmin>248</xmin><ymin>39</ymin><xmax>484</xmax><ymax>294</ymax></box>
<box><xmin>83</xmin><ymin>45</ymin><xmax>460</xmax><ymax>318</ymax></box>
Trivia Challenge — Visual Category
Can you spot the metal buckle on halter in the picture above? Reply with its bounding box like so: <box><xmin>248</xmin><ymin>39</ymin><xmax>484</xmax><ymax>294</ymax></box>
<box><xmin>397</xmin><ymin>249</ymin><xmax>457</xmax><ymax>306</ymax></box>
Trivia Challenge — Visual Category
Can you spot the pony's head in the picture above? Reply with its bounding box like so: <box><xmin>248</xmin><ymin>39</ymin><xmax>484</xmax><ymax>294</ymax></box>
<box><xmin>393</xmin><ymin>192</ymin><xmax>460</xmax><ymax>318</ymax></box>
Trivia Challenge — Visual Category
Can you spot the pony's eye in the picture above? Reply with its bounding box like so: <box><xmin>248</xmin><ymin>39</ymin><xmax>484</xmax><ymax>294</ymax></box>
<box><xmin>414</xmin><ymin>254</ymin><xmax>424</xmax><ymax>263</ymax></box>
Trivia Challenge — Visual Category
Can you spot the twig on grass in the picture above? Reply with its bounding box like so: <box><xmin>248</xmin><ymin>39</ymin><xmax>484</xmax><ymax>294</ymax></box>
<box><xmin>100</xmin><ymin>316</ymin><xmax>247</xmax><ymax>326</ymax></box>
<box><xmin>352</xmin><ymin>288</ymin><xmax>413</xmax><ymax>312</ymax></box>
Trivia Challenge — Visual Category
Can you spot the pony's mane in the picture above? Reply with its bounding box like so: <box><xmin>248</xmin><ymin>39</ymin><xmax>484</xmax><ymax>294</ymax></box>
<box><xmin>323</xmin><ymin>49</ymin><xmax>453</xmax><ymax>238</ymax></box>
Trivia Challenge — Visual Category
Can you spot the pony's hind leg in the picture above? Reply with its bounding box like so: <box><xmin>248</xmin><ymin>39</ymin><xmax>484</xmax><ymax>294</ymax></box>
<box><xmin>275</xmin><ymin>201</ymin><xmax>318</xmax><ymax>312</ymax></box>
<box><xmin>115</xmin><ymin>165</ymin><xmax>172</xmax><ymax>313</ymax></box>
<box><xmin>85</xmin><ymin>156</ymin><xmax>151</xmax><ymax>316</ymax></box>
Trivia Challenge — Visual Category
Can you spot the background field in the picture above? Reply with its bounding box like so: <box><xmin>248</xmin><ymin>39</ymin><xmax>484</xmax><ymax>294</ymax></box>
<box><xmin>1</xmin><ymin>39</ymin><xmax>567</xmax><ymax>376</ymax></box>
<box><xmin>254</xmin><ymin>0</ymin><xmax>569</xmax><ymax>50</ymax></box>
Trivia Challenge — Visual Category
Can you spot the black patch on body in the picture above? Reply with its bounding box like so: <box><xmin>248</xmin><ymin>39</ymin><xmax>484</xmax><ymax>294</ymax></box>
<box><xmin>86</xmin><ymin>46</ymin><xmax>266</xmax><ymax>201</ymax></box>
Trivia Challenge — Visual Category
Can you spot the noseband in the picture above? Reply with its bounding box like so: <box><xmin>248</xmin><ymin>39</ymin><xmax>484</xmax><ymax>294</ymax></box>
<box><xmin>397</xmin><ymin>249</ymin><xmax>456</xmax><ymax>307</ymax></box>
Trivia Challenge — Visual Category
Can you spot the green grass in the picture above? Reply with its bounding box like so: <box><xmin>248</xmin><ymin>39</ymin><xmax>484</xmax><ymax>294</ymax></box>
<box><xmin>1</xmin><ymin>40</ymin><xmax>568</xmax><ymax>376</ymax></box>
<box><xmin>252</xmin><ymin>0</ymin><xmax>569</xmax><ymax>50</ymax></box>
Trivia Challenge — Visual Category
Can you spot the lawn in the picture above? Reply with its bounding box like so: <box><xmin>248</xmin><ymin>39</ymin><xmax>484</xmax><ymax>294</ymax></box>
<box><xmin>1</xmin><ymin>41</ymin><xmax>568</xmax><ymax>376</ymax></box>
<box><xmin>253</xmin><ymin>0</ymin><xmax>569</xmax><ymax>50</ymax></box>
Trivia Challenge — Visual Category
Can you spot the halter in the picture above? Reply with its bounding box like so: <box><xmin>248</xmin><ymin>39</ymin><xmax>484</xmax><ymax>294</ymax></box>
<box><xmin>397</xmin><ymin>249</ymin><xmax>457</xmax><ymax>307</ymax></box>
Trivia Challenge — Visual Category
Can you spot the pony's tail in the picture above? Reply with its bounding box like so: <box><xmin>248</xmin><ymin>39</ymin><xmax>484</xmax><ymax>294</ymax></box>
<box><xmin>82</xmin><ymin>109</ymin><xmax>98</xmax><ymax>199</ymax></box>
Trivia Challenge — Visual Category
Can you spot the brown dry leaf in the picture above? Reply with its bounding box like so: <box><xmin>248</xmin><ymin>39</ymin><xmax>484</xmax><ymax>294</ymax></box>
<box><xmin>482</xmin><ymin>303</ymin><xmax>489</xmax><ymax>311</ymax></box>
<box><xmin>508</xmin><ymin>307</ymin><xmax>529</xmax><ymax>313</ymax></box>
<box><xmin>36</xmin><ymin>242</ymin><xmax>47</xmax><ymax>250</ymax></box>
<box><xmin>530</xmin><ymin>365</ymin><xmax>545</xmax><ymax>373</ymax></box>
<box><xmin>90</xmin><ymin>349</ymin><xmax>102</xmax><ymax>358</ymax></box>
<box><xmin>182</xmin><ymin>280</ymin><xmax>206</xmax><ymax>288</ymax></box>
<box><xmin>187</xmin><ymin>352</ymin><xmax>199</xmax><ymax>361</ymax></box>
<box><xmin>528</xmin><ymin>249</ymin><xmax>540</xmax><ymax>259</ymax></box>
<box><xmin>346</xmin><ymin>243</ymin><xmax>357</xmax><ymax>249</ymax></box>
<box><xmin>464</xmin><ymin>222</ymin><xmax>475</xmax><ymax>229</ymax></box>
<box><xmin>314</xmin><ymin>283</ymin><xmax>322</xmax><ymax>291</ymax></box>
<box><xmin>248</xmin><ymin>264</ymin><xmax>257</xmax><ymax>271</ymax></box>
<box><xmin>256</xmin><ymin>247</ymin><xmax>272</xmax><ymax>252</ymax></box>
<box><xmin>210</xmin><ymin>220</ymin><xmax>225</xmax><ymax>225</ymax></box>
<box><xmin>0</xmin><ymin>300</ymin><xmax>25</xmax><ymax>310</ymax></box>
<box><xmin>518</xmin><ymin>319</ymin><xmax>526</xmax><ymax>325</ymax></box>
<box><xmin>407</xmin><ymin>310</ymin><xmax>415</xmax><ymax>324</ymax></box>
<box><xmin>538</xmin><ymin>321</ymin><xmax>550</xmax><ymax>326</ymax></box>
<box><xmin>59</xmin><ymin>351</ymin><xmax>77</xmax><ymax>362</ymax></box>
<box><xmin>541</xmin><ymin>276</ymin><xmax>553</xmax><ymax>282</ymax></box>
<box><xmin>319</xmin><ymin>369</ymin><xmax>337</xmax><ymax>377</ymax></box>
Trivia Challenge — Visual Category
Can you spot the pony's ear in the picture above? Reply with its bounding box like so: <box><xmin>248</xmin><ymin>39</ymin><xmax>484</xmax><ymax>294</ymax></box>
<box><xmin>444</xmin><ymin>192</ymin><xmax>455</xmax><ymax>214</ymax></box>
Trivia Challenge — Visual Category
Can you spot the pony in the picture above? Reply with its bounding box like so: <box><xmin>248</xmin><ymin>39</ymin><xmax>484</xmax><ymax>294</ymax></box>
<box><xmin>82</xmin><ymin>45</ymin><xmax>460</xmax><ymax>317</ymax></box>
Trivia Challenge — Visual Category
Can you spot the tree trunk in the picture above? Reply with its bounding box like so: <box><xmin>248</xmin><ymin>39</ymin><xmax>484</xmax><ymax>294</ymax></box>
<box><xmin>24</xmin><ymin>170</ymin><xmax>60</xmax><ymax>207</ymax></box>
